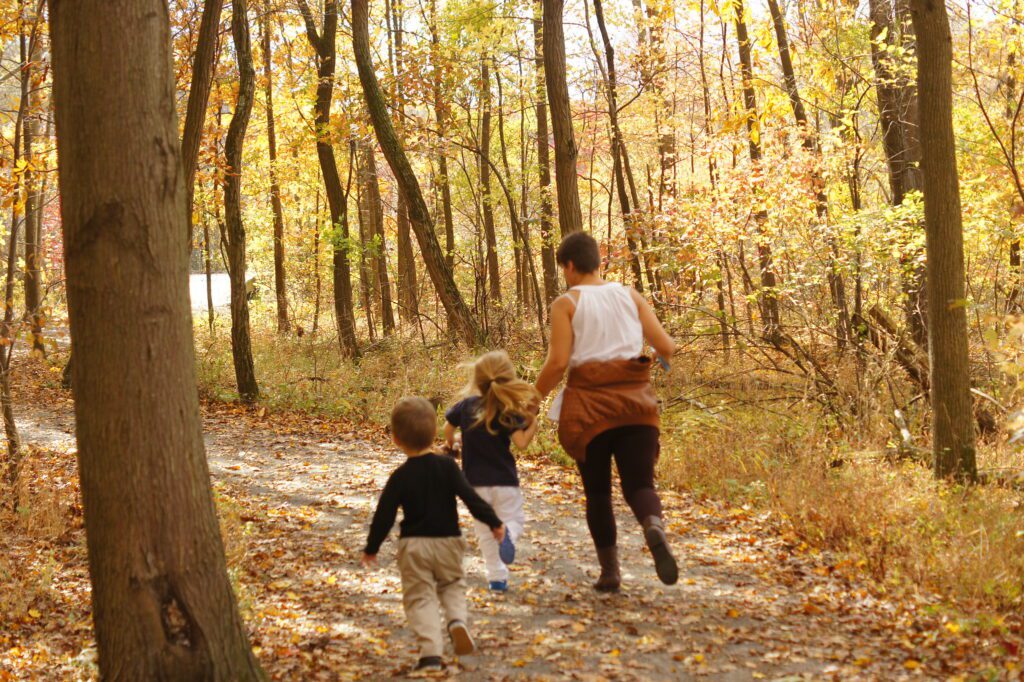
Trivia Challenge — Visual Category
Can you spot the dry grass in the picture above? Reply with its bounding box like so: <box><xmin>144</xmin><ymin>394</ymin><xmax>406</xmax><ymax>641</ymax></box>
<box><xmin>194</xmin><ymin>316</ymin><xmax>1024</xmax><ymax>611</ymax></box>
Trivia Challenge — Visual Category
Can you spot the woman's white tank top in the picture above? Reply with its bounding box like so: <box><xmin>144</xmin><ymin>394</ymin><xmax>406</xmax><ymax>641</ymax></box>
<box><xmin>548</xmin><ymin>282</ymin><xmax>644</xmax><ymax>420</ymax></box>
<box><xmin>568</xmin><ymin>283</ymin><xmax>644</xmax><ymax>366</ymax></box>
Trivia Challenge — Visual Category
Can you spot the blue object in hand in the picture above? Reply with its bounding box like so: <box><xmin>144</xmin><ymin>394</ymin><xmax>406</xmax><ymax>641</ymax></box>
<box><xmin>656</xmin><ymin>355</ymin><xmax>671</xmax><ymax>371</ymax></box>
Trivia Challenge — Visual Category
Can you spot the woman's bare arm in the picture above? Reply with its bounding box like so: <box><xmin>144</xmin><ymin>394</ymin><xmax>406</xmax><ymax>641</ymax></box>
<box><xmin>535</xmin><ymin>296</ymin><xmax>575</xmax><ymax>397</ymax></box>
<box><xmin>631</xmin><ymin>289</ymin><xmax>676</xmax><ymax>363</ymax></box>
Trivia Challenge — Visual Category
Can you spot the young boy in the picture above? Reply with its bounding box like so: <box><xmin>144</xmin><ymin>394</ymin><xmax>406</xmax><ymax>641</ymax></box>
<box><xmin>362</xmin><ymin>396</ymin><xmax>506</xmax><ymax>673</ymax></box>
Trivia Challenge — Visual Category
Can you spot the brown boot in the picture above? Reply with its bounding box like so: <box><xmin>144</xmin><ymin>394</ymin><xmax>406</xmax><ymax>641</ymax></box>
<box><xmin>594</xmin><ymin>546</ymin><xmax>621</xmax><ymax>592</ymax></box>
<box><xmin>642</xmin><ymin>516</ymin><xmax>679</xmax><ymax>585</ymax></box>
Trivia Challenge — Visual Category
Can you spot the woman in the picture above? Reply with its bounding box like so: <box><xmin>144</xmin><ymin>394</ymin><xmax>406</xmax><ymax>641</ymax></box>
<box><xmin>535</xmin><ymin>232</ymin><xmax>678</xmax><ymax>592</ymax></box>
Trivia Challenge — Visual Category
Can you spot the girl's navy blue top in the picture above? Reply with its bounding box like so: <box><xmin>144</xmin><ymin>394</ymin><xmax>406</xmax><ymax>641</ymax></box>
<box><xmin>446</xmin><ymin>396</ymin><xmax>524</xmax><ymax>487</ymax></box>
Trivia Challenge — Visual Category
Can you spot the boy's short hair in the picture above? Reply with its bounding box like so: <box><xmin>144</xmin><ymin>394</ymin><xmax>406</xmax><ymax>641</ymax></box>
<box><xmin>556</xmin><ymin>232</ymin><xmax>601</xmax><ymax>274</ymax></box>
<box><xmin>391</xmin><ymin>397</ymin><xmax>437</xmax><ymax>451</ymax></box>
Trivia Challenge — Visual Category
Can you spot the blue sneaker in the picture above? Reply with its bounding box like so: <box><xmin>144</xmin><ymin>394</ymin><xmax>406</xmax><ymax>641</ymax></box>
<box><xmin>488</xmin><ymin>580</ymin><xmax>508</xmax><ymax>593</ymax></box>
<box><xmin>499</xmin><ymin>532</ymin><xmax>516</xmax><ymax>564</ymax></box>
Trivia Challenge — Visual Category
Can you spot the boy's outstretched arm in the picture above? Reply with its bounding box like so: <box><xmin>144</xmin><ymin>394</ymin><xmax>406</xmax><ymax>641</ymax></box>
<box><xmin>363</xmin><ymin>475</ymin><xmax>400</xmax><ymax>557</ymax></box>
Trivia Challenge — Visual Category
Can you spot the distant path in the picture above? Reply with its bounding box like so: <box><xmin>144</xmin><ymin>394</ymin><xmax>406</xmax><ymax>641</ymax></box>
<box><xmin>15</xmin><ymin>399</ymin><xmax>987</xmax><ymax>680</ymax></box>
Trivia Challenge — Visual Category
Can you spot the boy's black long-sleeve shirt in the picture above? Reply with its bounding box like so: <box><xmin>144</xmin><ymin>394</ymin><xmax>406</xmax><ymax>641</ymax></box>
<box><xmin>364</xmin><ymin>452</ymin><xmax>503</xmax><ymax>555</ymax></box>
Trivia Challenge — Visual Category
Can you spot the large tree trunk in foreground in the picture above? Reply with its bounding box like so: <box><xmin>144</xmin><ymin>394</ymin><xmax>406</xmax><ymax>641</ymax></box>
<box><xmin>223</xmin><ymin>0</ymin><xmax>260</xmax><ymax>402</ymax></box>
<box><xmin>182</xmin><ymin>0</ymin><xmax>225</xmax><ymax>250</ymax></box>
<box><xmin>533</xmin><ymin>6</ymin><xmax>559</xmax><ymax>305</ymax></box>
<box><xmin>352</xmin><ymin>0</ymin><xmax>480</xmax><ymax>345</ymax></box>
<box><xmin>909</xmin><ymin>0</ymin><xmax>977</xmax><ymax>481</ymax></box>
<box><xmin>49</xmin><ymin>0</ymin><xmax>265</xmax><ymax>677</ymax></box>
<box><xmin>542</xmin><ymin>0</ymin><xmax>584</xmax><ymax>237</ymax></box>
<box><xmin>260</xmin><ymin>3</ymin><xmax>290</xmax><ymax>333</ymax></box>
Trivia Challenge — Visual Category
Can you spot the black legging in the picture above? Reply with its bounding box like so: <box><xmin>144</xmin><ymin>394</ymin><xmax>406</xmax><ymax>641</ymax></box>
<box><xmin>577</xmin><ymin>425</ymin><xmax>662</xmax><ymax>549</ymax></box>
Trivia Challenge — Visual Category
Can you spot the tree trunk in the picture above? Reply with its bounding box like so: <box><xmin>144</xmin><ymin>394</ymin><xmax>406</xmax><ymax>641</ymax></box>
<box><xmin>869</xmin><ymin>0</ymin><xmax>927</xmax><ymax>344</ymax></box>
<box><xmin>182</xmin><ymin>0</ymin><xmax>225</xmax><ymax>249</ymax></box>
<box><xmin>49</xmin><ymin>0</ymin><xmax>265</xmax><ymax>676</ymax></box>
<box><xmin>479</xmin><ymin>57</ymin><xmax>502</xmax><ymax>303</ymax></box>
<box><xmin>352</xmin><ymin>0</ymin><xmax>480</xmax><ymax>346</ymax></box>
<box><xmin>542</xmin><ymin>0</ymin><xmax>584</xmax><ymax>237</ymax></box>
<box><xmin>591</xmin><ymin>0</ymin><xmax>646</xmax><ymax>291</ymax></box>
<box><xmin>360</xmin><ymin>141</ymin><xmax>396</xmax><ymax>334</ymax></box>
<box><xmin>533</xmin><ymin>6</ymin><xmax>559</xmax><ymax>305</ymax></box>
<box><xmin>259</xmin><ymin>2</ymin><xmax>290</xmax><ymax>333</ymax></box>
<box><xmin>20</xmin><ymin>10</ymin><xmax>44</xmax><ymax>355</ymax></box>
<box><xmin>766</xmin><ymin>0</ymin><xmax>850</xmax><ymax>348</ymax></box>
<box><xmin>734</xmin><ymin>0</ymin><xmax>781</xmax><ymax>340</ymax></box>
<box><xmin>354</xmin><ymin>142</ymin><xmax>377</xmax><ymax>341</ymax></box>
<box><xmin>297</xmin><ymin>0</ymin><xmax>359</xmax><ymax>357</ymax></box>
<box><xmin>1</xmin><ymin>79</ymin><xmax>24</xmax><ymax>494</ymax></box>
<box><xmin>223</xmin><ymin>0</ymin><xmax>260</xmax><ymax>402</ymax></box>
<box><xmin>909</xmin><ymin>0</ymin><xmax>977</xmax><ymax>481</ymax></box>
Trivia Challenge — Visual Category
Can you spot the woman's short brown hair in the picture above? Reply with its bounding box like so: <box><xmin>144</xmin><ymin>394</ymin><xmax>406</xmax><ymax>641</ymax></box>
<box><xmin>556</xmin><ymin>232</ymin><xmax>601</xmax><ymax>274</ymax></box>
<box><xmin>391</xmin><ymin>396</ymin><xmax>437</xmax><ymax>451</ymax></box>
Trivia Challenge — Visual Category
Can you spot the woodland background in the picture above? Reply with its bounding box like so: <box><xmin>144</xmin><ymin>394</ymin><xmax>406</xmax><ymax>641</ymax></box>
<box><xmin>1</xmin><ymin>0</ymin><xmax>1024</xmax><ymax>676</ymax></box>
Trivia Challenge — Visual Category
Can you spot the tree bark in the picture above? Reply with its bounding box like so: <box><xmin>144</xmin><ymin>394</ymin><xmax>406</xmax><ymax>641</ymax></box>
<box><xmin>766</xmin><ymin>0</ymin><xmax>850</xmax><ymax>347</ymax></box>
<box><xmin>868</xmin><ymin>0</ymin><xmax>927</xmax><ymax>344</ymax></box>
<box><xmin>734</xmin><ymin>0</ymin><xmax>781</xmax><ymax>340</ymax></box>
<box><xmin>479</xmin><ymin>56</ymin><xmax>502</xmax><ymax>302</ymax></box>
<box><xmin>388</xmin><ymin>0</ymin><xmax>419</xmax><ymax>325</ymax></box>
<box><xmin>352</xmin><ymin>0</ymin><xmax>480</xmax><ymax>345</ymax></box>
<box><xmin>909</xmin><ymin>0</ymin><xmax>977</xmax><ymax>481</ymax></box>
<box><xmin>20</xmin><ymin>8</ymin><xmax>44</xmax><ymax>355</ymax></box>
<box><xmin>259</xmin><ymin>2</ymin><xmax>290</xmax><ymax>333</ymax></box>
<box><xmin>591</xmin><ymin>0</ymin><xmax>646</xmax><ymax>291</ymax></box>
<box><xmin>359</xmin><ymin>141</ymin><xmax>396</xmax><ymax>334</ymax></box>
<box><xmin>533</xmin><ymin>6</ymin><xmax>559</xmax><ymax>304</ymax></box>
<box><xmin>49</xmin><ymin>0</ymin><xmax>265</xmax><ymax>676</ymax></box>
<box><xmin>297</xmin><ymin>0</ymin><xmax>359</xmax><ymax>357</ymax></box>
<box><xmin>182</xmin><ymin>0</ymin><xmax>225</xmax><ymax>249</ymax></box>
<box><xmin>223</xmin><ymin>0</ymin><xmax>260</xmax><ymax>402</ymax></box>
<box><xmin>542</xmin><ymin>0</ymin><xmax>584</xmax><ymax>237</ymax></box>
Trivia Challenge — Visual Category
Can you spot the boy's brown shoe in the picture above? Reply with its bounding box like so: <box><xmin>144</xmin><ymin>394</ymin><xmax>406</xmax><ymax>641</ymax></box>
<box><xmin>447</xmin><ymin>620</ymin><xmax>475</xmax><ymax>656</ymax></box>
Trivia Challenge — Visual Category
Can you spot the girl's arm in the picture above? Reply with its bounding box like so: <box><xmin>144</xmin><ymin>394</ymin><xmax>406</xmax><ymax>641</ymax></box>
<box><xmin>511</xmin><ymin>416</ymin><xmax>539</xmax><ymax>450</ymax></box>
<box><xmin>444</xmin><ymin>422</ymin><xmax>457</xmax><ymax>448</ymax></box>
<box><xmin>630</xmin><ymin>289</ymin><xmax>676</xmax><ymax>364</ymax></box>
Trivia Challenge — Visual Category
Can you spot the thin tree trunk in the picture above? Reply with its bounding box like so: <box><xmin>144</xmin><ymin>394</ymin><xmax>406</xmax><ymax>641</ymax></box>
<box><xmin>49</xmin><ymin>0</ymin><xmax>265</xmax><ymax>675</ymax></box>
<box><xmin>909</xmin><ymin>0</ymin><xmax>977</xmax><ymax>481</ymax></box>
<box><xmin>766</xmin><ymin>0</ymin><xmax>850</xmax><ymax>348</ymax></box>
<box><xmin>297</xmin><ymin>0</ymin><xmax>359</xmax><ymax>356</ymax></box>
<box><xmin>360</xmin><ymin>141</ymin><xmax>396</xmax><ymax>334</ymax></box>
<box><xmin>334</xmin><ymin>143</ymin><xmax>360</xmax><ymax>356</ymax></box>
<box><xmin>259</xmin><ymin>2</ymin><xmax>290</xmax><ymax>333</ymax></box>
<box><xmin>543</xmin><ymin>0</ymin><xmax>584</xmax><ymax>237</ymax></box>
<box><xmin>869</xmin><ymin>0</ymin><xmax>926</xmax><ymax>344</ymax></box>
<box><xmin>352</xmin><ymin>0</ymin><xmax>480</xmax><ymax>345</ymax></box>
<box><xmin>734</xmin><ymin>0</ymin><xmax>781</xmax><ymax>340</ymax></box>
<box><xmin>591</xmin><ymin>0</ymin><xmax>645</xmax><ymax>291</ymax></box>
<box><xmin>533</xmin><ymin>6</ymin><xmax>559</xmax><ymax>304</ymax></box>
<box><xmin>182</xmin><ymin>0</ymin><xmax>226</xmax><ymax>249</ymax></box>
<box><xmin>480</xmin><ymin>57</ymin><xmax>502</xmax><ymax>303</ymax></box>
<box><xmin>354</xmin><ymin>141</ymin><xmax>377</xmax><ymax>341</ymax></box>
<box><xmin>1</xmin><ymin>80</ymin><xmax>24</xmax><ymax>493</ymax></box>
<box><xmin>20</xmin><ymin>8</ymin><xmax>43</xmax><ymax>355</ymax></box>
<box><xmin>223</xmin><ymin>0</ymin><xmax>260</xmax><ymax>402</ymax></box>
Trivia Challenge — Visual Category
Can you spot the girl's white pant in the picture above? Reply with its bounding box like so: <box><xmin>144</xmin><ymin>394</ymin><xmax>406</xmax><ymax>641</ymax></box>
<box><xmin>471</xmin><ymin>485</ymin><xmax>525</xmax><ymax>582</ymax></box>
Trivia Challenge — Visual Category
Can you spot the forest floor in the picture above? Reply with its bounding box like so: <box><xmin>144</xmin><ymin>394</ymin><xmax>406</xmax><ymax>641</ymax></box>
<box><xmin>2</xmin><ymin>363</ymin><xmax>1022</xmax><ymax>680</ymax></box>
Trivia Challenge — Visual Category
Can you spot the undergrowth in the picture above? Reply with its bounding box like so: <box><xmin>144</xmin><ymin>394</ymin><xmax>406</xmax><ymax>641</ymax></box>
<box><xmin>194</xmin><ymin>314</ymin><xmax>1024</xmax><ymax>612</ymax></box>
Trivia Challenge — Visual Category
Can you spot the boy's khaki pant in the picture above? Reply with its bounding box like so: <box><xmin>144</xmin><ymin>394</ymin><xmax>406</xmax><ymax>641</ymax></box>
<box><xmin>397</xmin><ymin>536</ymin><xmax>468</xmax><ymax>658</ymax></box>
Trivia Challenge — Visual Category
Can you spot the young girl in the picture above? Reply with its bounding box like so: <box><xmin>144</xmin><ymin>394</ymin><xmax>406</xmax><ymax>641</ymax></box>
<box><xmin>445</xmin><ymin>351</ymin><xmax>539</xmax><ymax>592</ymax></box>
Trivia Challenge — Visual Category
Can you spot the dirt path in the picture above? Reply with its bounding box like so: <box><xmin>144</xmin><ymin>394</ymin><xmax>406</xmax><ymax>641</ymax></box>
<box><xmin>13</xmin><ymin>401</ymin><xmax>1001</xmax><ymax>680</ymax></box>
